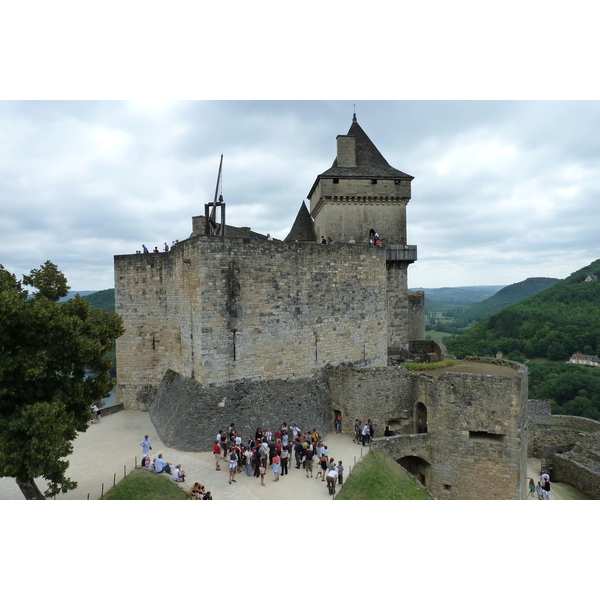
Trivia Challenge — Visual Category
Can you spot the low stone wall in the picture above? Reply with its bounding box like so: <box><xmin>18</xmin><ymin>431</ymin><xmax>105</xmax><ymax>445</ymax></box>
<box><xmin>551</xmin><ymin>415</ymin><xmax>600</xmax><ymax>432</ymax></box>
<box><xmin>532</xmin><ymin>415</ymin><xmax>600</xmax><ymax>461</ymax></box>
<box><xmin>371</xmin><ymin>433</ymin><xmax>431</xmax><ymax>463</ymax></box>
<box><xmin>532</xmin><ymin>425</ymin><xmax>582</xmax><ymax>461</ymax></box>
<box><xmin>98</xmin><ymin>403</ymin><xmax>124</xmax><ymax>417</ymax></box>
<box><xmin>553</xmin><ymin>442</ymin><xmax>600</xmax><ymax>499</ymax></box>
<box><xmin>149</xmin><ymin>369</ymin><xmax>332</xmax><ymax>451</ymax></box>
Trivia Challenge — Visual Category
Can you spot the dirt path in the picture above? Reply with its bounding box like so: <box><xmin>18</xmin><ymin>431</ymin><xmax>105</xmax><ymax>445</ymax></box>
<box><xmin>1</xmin><ymin>409</ymin><xmax>586</xmax><ymax>500</ymax></box>
<box><xmin>0</xmin><ymin>409</ymin><xmax>369</xmax><ymax>500</ymax></box>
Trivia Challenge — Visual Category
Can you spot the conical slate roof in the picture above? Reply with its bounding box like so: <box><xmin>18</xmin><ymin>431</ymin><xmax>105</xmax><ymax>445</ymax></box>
<box><xmin>284</xmin><ymin>201</ymin><xmax>317</xmax><ymax>242</ymax></box>
<box><xmin>308</xmin><ymin>115</ymin><xmax>413</xmax><ymax>197</ymax></box>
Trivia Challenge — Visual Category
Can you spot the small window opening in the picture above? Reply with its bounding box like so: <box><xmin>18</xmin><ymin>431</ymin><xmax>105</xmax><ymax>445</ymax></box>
<box><xmin>443</xmin><ymin>484</ymin><xmax>451</xmax><ymax>490</ymax></box>
<box><xmin>333</xmin><ymin>178</ymin><xmax>339</xmax><ymax>184</ymax></box>
<box><xmin>371</xmin><ymin>179</ymin><xmax>377</xmax><ymax>184</ymax></box>
<box><xmin>469</xmin><ymin>431</ymin><xmax>505</xmax><ymax>443</ymax></box>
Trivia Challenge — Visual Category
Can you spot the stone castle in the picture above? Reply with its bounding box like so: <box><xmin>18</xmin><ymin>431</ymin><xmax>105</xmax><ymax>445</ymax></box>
<box><xmin>114</xmin><ymin>114</ymin><xmax>530</xmax><ymax>500</ymax></box>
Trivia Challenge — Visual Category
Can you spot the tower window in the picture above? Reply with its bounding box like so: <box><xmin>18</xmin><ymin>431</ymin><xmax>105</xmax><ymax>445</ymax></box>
<box><xmin>469</xmin><ymin>431</ymin><xmax>505</xmax><ymax>443</ymax></box>
<box><xmin>333</xmin><ymin>178</ymin><xmax>339</xmax><ymax>184</ymax></box>
<box><xmin>371</xmin><ymin>179</ymin><xmax>377</xmax><ymax>184</ymax></box>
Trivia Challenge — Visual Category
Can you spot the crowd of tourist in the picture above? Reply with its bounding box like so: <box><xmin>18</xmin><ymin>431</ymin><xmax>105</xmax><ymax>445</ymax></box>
<box><xmin>137</xmin><ymin>414</ymin><xmax>377</xmax><ymax>499</ymax></box>
<box><xmin>213</xmin><ymin>421</ymin><xmax>355</xmax><ymax>495</ymax></box>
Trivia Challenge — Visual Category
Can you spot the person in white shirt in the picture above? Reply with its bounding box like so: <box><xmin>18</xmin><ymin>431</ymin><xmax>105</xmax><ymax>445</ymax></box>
<box><xmin>326</xmin><ymin>466</ymin><xmax>338</xmax><ymax>495</ymax></box>
<box><xmin>154</xmin><ymin>454</ymin><xmax>172</xmax><ymax>474</ymax></box>
<box><xmin>139</xmin><ymin>435</ymin><xmax>152</xmax><ymax>457</ymax></box>
<box><xmin>172</xmin><ymin>464</ymin><xmax>186</xmax><ymax>483</ymax></box>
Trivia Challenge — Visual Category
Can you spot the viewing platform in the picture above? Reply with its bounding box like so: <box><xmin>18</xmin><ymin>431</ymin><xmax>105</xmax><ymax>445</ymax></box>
<box><xmin>386</xmin><ymin>244</ymin><xmax>417</xmax><ymax>263</ymax></box>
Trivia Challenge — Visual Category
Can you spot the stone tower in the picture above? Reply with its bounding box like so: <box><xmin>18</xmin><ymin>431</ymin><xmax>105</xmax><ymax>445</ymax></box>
<box><xmin>308</xmin><ymin>114</ymin><xmax>418</xmax><ymax>348</ymax></box>
<box><xmin>307</xmin><ymin>113</ymin><xmax>413</xmax><ymax>245</ymax></box>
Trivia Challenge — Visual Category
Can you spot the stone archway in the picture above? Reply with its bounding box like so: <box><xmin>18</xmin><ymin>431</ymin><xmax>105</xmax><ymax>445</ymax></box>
<box><xmin>398</xmin><ymin>455</ymin><xmax>431</xmax><ymax>488</ymax></box>
<box><xmin>415</xmin><ymin>401</ymin><xmax>428</xmax><ymax>434</ymax></box>
<box><xmin>333</xmin><ymin>409</ymin><xmax>342</xmax><ymax>434</ymax></box>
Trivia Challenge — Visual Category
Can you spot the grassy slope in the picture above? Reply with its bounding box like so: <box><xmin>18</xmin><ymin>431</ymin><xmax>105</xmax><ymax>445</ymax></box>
<box><xmin>100</xmin><ymin>467</ymin><xmax>189</xmax><ymax>500</ymax></box>
<box><xmin>335</xmin><ymin>451</ymin><xmax>433</xmax><ymax>500</ymax></box>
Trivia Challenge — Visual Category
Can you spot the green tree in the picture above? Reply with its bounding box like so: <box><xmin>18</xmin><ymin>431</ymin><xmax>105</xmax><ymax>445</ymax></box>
<box><xmin>0</xmin><ymin>262</ymin><xmax>124</xmax><ymax>499</ymax></box>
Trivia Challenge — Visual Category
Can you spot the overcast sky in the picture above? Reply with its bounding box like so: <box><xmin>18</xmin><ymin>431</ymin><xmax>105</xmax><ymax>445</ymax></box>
<box><xmin>2</xmin><ymin>99</ymin><xmax>599</xmax><ymax>291</ymax></box>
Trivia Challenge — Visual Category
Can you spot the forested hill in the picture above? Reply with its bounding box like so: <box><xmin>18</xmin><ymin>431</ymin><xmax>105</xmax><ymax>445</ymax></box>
<box><xmin>446</xmin><ymin>259</ymin><xmax>600</xmax><ymax>362</ymax></box>
<box><xmin>458</xmin><ymin>277</ymin><xmax>560</xmax><ymax>325</ymax></box>
<box><xmin>80</xmin><ymin>289</ymin><xmax>115</xmax><ymax>312</ymax></box>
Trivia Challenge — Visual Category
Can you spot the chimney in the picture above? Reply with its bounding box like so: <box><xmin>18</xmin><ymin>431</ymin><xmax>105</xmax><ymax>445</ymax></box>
<box><xmin>336</xmin><ymin>135</ymin><xmax>356</xmax><ymax>167</ymax></box>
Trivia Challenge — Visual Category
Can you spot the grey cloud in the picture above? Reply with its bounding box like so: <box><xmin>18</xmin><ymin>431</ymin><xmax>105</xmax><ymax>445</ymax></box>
<box><xmin>1</xmin><ymin>100</ymin><xmax>599</xmax><ymax>290</ymax></box>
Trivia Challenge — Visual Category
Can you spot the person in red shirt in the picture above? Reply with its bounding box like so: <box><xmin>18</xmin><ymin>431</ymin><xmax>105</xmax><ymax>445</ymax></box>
<box><xmin>213</xmin><ymin>441</ymin><xmax>222</xmax><ymax>471</ymax></box>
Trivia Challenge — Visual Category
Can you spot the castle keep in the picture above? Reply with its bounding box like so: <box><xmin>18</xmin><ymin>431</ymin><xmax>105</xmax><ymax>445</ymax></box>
<box><xmin>114</xmin><ymin>114</ymin><xmax>528</xmax><ymax>500</ymax></box>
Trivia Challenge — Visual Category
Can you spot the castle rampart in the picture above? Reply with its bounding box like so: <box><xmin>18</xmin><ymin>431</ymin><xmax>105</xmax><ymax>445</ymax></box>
<box><xmin>115</xmin><ymin>237</ymin><xmax>390</xmax><ymax>409</ymax></box>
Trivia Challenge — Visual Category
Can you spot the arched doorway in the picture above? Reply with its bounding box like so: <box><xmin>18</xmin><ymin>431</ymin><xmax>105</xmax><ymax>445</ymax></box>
<box><xmin>333</xmin><ymin>410</ymin><xmax>342</xmax><ymax>434</ymax></box>
<box><xmin>398</xmin><ymin>455</ymin><xmax>431</xmax><ymax>488</ymax></box>
<box><xmin>416</xmin><ymin>402</ymin><xmax>428</xmax><ymax>434</ymax></box>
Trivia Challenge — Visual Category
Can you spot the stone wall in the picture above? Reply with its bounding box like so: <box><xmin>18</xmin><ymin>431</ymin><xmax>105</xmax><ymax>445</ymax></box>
<box><xmin>325</xmin><ymin>365</ymin><xmax>415</xmax><ymax>437</ymax></box>
<box><xmin>309</xmin><ymin>178</ymin><xmax>410</xmax><ymax>245</ymax></box>
<box><xmin>327</xmin><ymin>358</ymin><xmax>528</xmax><ymax>499</ymax></box>
<box><xmin>531</xmin><ymin>414</ymin><xmax>600</xmax><ymax>461</ymax></box>
<box><xmin>526</xmin><ymin>398</ymin><xmax>551</xmax><ymax>453</ymax></box>
<box><xmin>552</xmin><ymin>433</ymin><xmax>600</xmax><ymax>498</ymax></box>
<box><xmin>115</xmin><ymin>237</ymin><xmax>389</xmax><ymax>409</ymax></box>
<box><xmin>551</xmin><ymin>415</ymin><xmax>600</xmax><ymax>432</ymax></box>
<box><xmin>149</xmin><ymin>369</ymin><xmax>332</xmax><ymax>451</ymax></box>
<box><xmin>386</xmin><ymin>260</ymin><xmax>410</xmax><ymax>349</ymax></box>
<box><xmin>408</xmin><ymin>291</ymin><xmax>425</xmax><ymax>341</ymax></box>
<box><xmin>417</xmin><ymin>361</ymin><xmax>528</xmax><ymax>500</ymax></box>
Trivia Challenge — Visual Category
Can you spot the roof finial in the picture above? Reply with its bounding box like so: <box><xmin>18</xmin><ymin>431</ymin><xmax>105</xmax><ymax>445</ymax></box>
<box><xmin>353</xmin><ymin>104</ymin><xmax>357</xmax><ymax>123</ymax></box>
